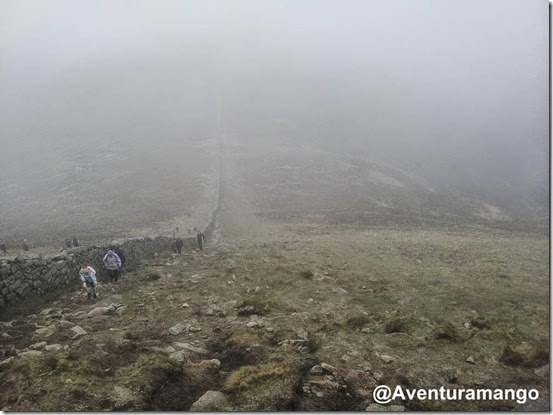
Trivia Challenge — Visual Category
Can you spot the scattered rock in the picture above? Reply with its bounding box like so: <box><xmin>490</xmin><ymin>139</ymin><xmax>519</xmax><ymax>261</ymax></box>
<box><xmin>34</xmin><ymin>325</ymin><xmax>56</xmax><ymax>338</ymax></box>
<box><xmin>332</xmin><ymin>287</ymin><xmax>348</xmax><ymax>294</ymax></box>
<box><xmin>39</xmin><ymin>308</ymin><xmax>55</xmax><ymax>316</ymax></box>
<box><xmin>30</xmin><ymin>341</ymin><xmax>47</xmax><ymax>349</ymax></box>
<box><xmin>45</xmin><ymin>344</ymin><xmax>62</xmax><ymax>351</ymax></box>
<box><xmin>190</xmin><ymin>390</ymin><xmax>228</xmax><ymax>411</ymax></box>
<box><xmin>70</xmin><ymin>325</ymin><xmax>88</xmax><ymax>339</ymax></box>
<box><xmin>366</xmin><ymin>403</ymin><xmax>405</xmax><ymax>411</ymax></box>
<box><xmin>174</xmin><ymin>342</ymin><xmax>208</xmax><ymax>354</ymax></box>
<box><xmin>182</xmin><ymin>303</ymin><xmax>190</xmax><ymax>308</ymax></box>
<box><xmin>512</xmin><ymin>398</ymin><xmax>550</xmax><ymax>412</ymax></box>
<box><xmin>0</xmin><ymin>357</ymin><xmax>14</xmax><ymax>365</ymax></box>
<box><xmin>18</xmin><ymin>350</ymin><xmax>43</xmax><ymax>358</ymax></box>
<box><xmin>169</xmin><ymin>350</ymin><xmax>189</xmax><ymax>362</ymax></box>
<box><xmin>320</xmin><ymin>363</ymin><xmax>338</xmax><ymax>373</ymax></box>
<box><xmin>380</xmin><ymin>355</ymin><xmax>394</xmax><ymax>364</ymax></box>
<box><xmin>465</xmin><ymin>356</ymin><xmax>475</xmax><ymax>364</ymax></box>
<box><xmin>188</xmin><ymin>326</ymin><xmax>202</xmax><ymax>332</ymax></box>
<box><xmin>310</xmin><ymin>365</ymin><xmax>324</xmax><ymax>375</ymax></box>
<box><xmin>113</xmin><ymin>385</ymin><xmax>135</xmax><ymax>406</ymax></box>
<box><xmin>169</xmin><ymin>323</ymin><xmax>186</xmax><ymax>335</ymax></box>
<box><xmin>200</xmin><ymin>359</ymin><xmax>221</xmax><ymax>370</ymax></box>
<box><xmin>87</xmin><ymin>307</ymin><xmax>111</xmax><ymax>317</ymax></box>
<box><xmin>206</xmin><ymin>305</ymin><xmax>224</xmax><ymax>317</ymax></box>
<box><xmin>534</xmin><ymin>364</ymin><xmax>549</xmax><ymax>377</ymax></box>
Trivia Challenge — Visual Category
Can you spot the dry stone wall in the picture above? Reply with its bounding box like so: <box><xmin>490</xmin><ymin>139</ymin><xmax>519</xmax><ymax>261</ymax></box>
<box><xmin>0</xmin><ymin>236</ymin><xmax>196</xmax><ymax>310</ymax></box>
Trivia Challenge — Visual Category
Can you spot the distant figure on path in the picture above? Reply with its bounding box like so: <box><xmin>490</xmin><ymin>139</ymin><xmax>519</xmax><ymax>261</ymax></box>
<box><xmin>72</xmin><ymin>237</ymin><xmax>79</xmax><ymax>247</ymax></box>
<box><xmin>79</xmin><ymin>265</ymin><xmax>97</xmax><ymax>300</ymax></box>
<box><xmin>65</xmin><ymin>238</ymin><xmax>73</xmax><ymax>248</ymax></box>
<box><xmin>196</xmin><ymin>230</ymin><xmax>204</xmax><ymax>251</ymax></box>
<box><xmin>22</xmin><ymin>239</ymin><xmax>29</xmax><ymax>251</ymax></box>
<box><xmin>0</xmin><ymin>241</ymin><xmax>6</xmax><ymax>254</ymax></box>
<box><xmin>174</xmin><ymin>238</ymin><xmax>184</xmax><ymax>254</ymax></box>
<box><xmin>103</xmin><ymin>250</ymin><xmax>122</xmax><ymax>282</ymax></box>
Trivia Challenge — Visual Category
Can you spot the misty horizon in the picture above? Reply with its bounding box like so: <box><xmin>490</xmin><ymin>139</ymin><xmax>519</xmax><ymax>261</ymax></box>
<box><xmin>0</xmin><ymin>0</ymin><xmax>549</xmax><ymax>245</ymax></box>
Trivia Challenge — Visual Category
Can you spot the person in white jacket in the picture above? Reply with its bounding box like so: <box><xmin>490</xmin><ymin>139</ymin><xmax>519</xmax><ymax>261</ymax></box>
<box><xmin>103</xmin><ymin>250</ymin><xmax>122</xmax><ymax>282</ymax></box>
<box><xmin>79</xmin><ymin>265</ymin><xmax>97</xmax><ymax>300</ymax></box>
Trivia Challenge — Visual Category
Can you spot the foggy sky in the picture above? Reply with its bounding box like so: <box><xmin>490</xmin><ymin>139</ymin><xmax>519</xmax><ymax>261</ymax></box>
<box><xmin>0</xmin><ymin>0</ymin><xmax>549</xmax><ymax>208</ymax></box>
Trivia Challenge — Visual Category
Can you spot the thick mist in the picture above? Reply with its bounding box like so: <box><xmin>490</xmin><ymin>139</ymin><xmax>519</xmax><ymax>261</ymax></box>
<box><xmin>0</xmin><ymin>0</ymin><xmax>549</xmax><ymax>236</ymax></box>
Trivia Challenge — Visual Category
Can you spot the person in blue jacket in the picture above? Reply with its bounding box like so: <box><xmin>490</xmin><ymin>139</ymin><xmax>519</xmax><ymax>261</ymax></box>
<box><xmin>79</xmin><ymin>265</ymin><xmax>97</xmax><ymax>300</ymax></box>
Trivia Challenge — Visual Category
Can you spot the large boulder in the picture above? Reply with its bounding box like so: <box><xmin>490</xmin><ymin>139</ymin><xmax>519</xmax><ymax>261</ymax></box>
<box><xmin>190</xmin><ymin>391</ymin><xmax>228</xmax><ymax>411</ymax></box>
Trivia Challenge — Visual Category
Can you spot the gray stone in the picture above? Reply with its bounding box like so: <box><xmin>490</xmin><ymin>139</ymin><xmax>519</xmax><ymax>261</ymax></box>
<box><xmin>366</xmin><ymin>403</ymin><xmax>405</xmax><ymax>411</ymax></box>
<box><xmin>34</xmin><ymin>325</ymin><xmax>56</xmax><ymax>338</ymax></box>
<box><xmin>169</xmin><ymin>350</ymin><xmax>189</xmax><ymax>362</ymax></box>
<box><xmin>0</xmin><ymin>357</ymin><xmax>14</xmax><ymax>365</ymax></box>
<box><xmin>169</xmin><ymin>323</ymin><xmax>186</xmax><ymax>335</ymax></box>
<box><xmin>30</xmin><ymin>341</ymin><xmax>47</xmax><ymax>349</ymax></box>
<box><xmin>18</xmin><ymin>350</ymin><xmax>44</xmax><ymax>358</ymax></box>
<box><xmin>201</xmin><ymin>359</ymin><xmax>221</xmax><ymax>370</ymax></box>
<box><xmin>87</xmin><ymin>307</ymin><xmax>110</xmax><ymax>317</ymax></box>
<box><xmin>380</xmin><ymin>355</ymin><xmax>394</xmax><ymax>364</ymax></box>
<box><xmin>320</xmin><ymin>363</ymin><xmax>338</xmax><ymax>373</ymax></box>
<box><xmin>113</xmin><ymin>386</ymin><xmax>135</xmax><ymax>406</ymax></box>
<box><xmin>310</xmin><ymin>365</ymin><xmax>324</xmax><ymax>375</ymax></box>
<box><xmin>512</xmin><ymin>398</ymin><xmax>550</xmax><ymax>412</ymax></box>
<box><xmin>70</xmin><ymin>325</ymin><xmax>87</xmax><ymax>338</ymax></box>
<box><xmin>45</xmin><ymin>344</ymin><xmax>62</xmax><ymax>351</ymax></box>
<box><xmin>174</xmin><ymin>342</ymin><xmax>208</xmax><ymax>354</ymax></box>
<box><xmin>534</xmin><ymin>364</ymin><xmax>549</xmax><ymax>377</ymax></box>
<box><xmin>190</xmin><ymin>390</ymin><xmax>228</xmax><ymax>411</ymax></box>
<box><xmin>465</xmin><ymin>356</ymin><xmax>475</xmax><ymax>364</ymax></box>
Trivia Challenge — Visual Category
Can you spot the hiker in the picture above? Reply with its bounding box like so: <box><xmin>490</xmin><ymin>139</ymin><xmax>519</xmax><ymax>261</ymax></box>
<box><xmin>0</xmin><ymin>241</ymin><xmax>6</xmax><ymax>254</ymax></box>
<box><xmin>22</xmin><ymin>239</ymin><xmax>29</xmax><ymax>251</ymax></box>
<box><xmin>110</xmin><ymin>246</ymin><xmax>126</xmax><ymax>274</ymax></box>
<box><xmin>196</xmin><ymin>230</ymin><xmax>204</xmax><ymax>251</ymax></box>
<box><xmin>65</xmin><ymin>238</ymin><xmax>73</xmax><ymax>248</ymax></box>
<box><xmin>174</xmin><ymin>237</ymin><xmax>184</xmax><ymax>254</ymax></box>
<box><xmin>103</xmin><ymin>249</ymin><xmax>122</xmax><ymax>282</ymax></box>
<box><xmin>79</xmin><ymin>265</ymin><xmax>97</xmax><ymax>300</ymax></box>
<box><xmin>72</xmin><ymin>237</ymin><xmax>79</xmax><ymax>247</ymax></box>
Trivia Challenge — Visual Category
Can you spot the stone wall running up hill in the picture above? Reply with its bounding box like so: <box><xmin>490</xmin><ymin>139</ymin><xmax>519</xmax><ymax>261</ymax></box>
<box><xmin>0</xmin><ymin>235</ymin><xmax>198</xmax><ymax>310</ymax></box>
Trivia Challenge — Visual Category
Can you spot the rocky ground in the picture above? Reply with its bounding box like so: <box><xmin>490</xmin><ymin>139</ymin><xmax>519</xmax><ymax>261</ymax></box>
<box><xmin>0</xmin><ymin>143</ymin><xmax>549</xmax><ymax>411</ymax></box>
<box><xmin>0</xmin><ymin>219</ymin><xmax>549</xmax><ymax>411</ymax></box>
